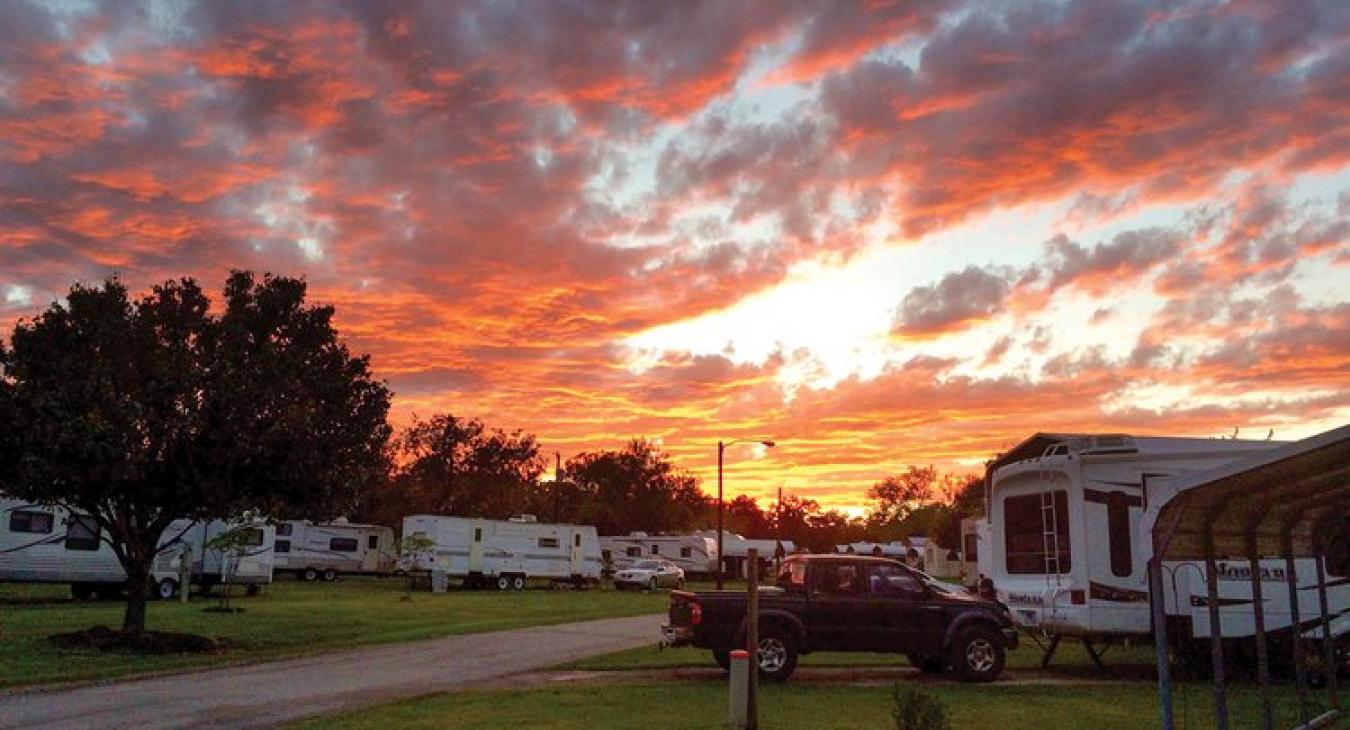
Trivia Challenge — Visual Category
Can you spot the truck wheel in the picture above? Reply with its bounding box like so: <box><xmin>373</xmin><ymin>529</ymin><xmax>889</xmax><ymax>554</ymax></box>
<box><xmin>756</xmin><ymin>626</ymin><xmax>799</xmax><ymax>681</ymax></box>
<box><xmin>950</xmin><ymin>626</ymin><xmax>1005</xmax><ymax>682</ymax></box>
<box><xmin>511</xmin><ymin>575</ymin><xmax>526</xmax><ymax>591</ymax></box>
<box><xmin>321</xmin><ymin>569</ymin><xmax>337</xmax><ymax>582</ymax></box>
<box><xmin>157</xmin><ymin>578</ymin><xmax>178</xmax><ymax>601</ymax></box>
<box><xmin>907</xmin><ymin>653</ymin><xmax>945</xmax><ymax>674</ymax></box>
<box><xmin>302</xmin><ymin>568</ymin><xmax>318</xmax><ymax>582</ymax></box>
<box><xmin>713</xmin><ymin>649</ymin><xmax>731</xmax><ymax>672</ymax></box>
<box><xmin>496</xmin><ymin>576</ymin><xmax>512</xmax><ymax>591</ymax></box>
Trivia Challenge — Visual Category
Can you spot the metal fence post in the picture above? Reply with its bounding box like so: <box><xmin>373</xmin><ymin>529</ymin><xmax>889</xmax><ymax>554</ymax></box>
<box><xmin>1247</xmin><ymin>547</ymin><xmax>1273</xmax><ymax>730</ymax></box>
<box><xmin>1284</xmin><ymin>532</ymin><xmax>1309</xmax><ymax>727</ymax></box>
<box><xmin>1203</xmin><ymin>530</ymin><xmax>1229</xmax><ymax>730</ymax></box>
<box><xmin>1149</xmin><ymin>556</ymin><xmax>1175</xmax><ymax>730</ymax></box>
<box><xmin>728</xmin><ymin>649</ymin><xmax>749</xmax><ymax>729</ymax></box>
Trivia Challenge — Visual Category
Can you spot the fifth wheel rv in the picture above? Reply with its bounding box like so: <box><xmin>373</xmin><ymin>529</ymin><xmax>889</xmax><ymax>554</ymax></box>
<box><xmin>1</xmin><ymin>498</ymin><xmax>275</xmax><ymax>599</ymax></box>
<box><xmin>979</xmin><ymin>433</ymin><xmax>1348</xmax><ymax>654</ymax></box>
<box><xmin>402</xmin><ymin>514</ymin><xmax>603</xmax><ymax>589</ymax></box>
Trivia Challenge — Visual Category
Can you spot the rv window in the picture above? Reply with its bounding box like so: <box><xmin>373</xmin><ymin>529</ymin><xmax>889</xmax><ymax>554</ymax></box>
<box><xmin>367</xmin><ymin>534</ymin><xmax>379</xmax><ymax>550</ymax></box>
<box><xmin>651</xmin><ymin>545</ymin><xmax>660</xmax><ymax>555</ymax></box>
<box><xmin>473</xmin><ymin>528</ymin><xmax>482</xmax><ymax>542</ymax></box>
<box><xmin>1107</xmin><ymin>492</ymin><xmax>1133</xmax><ymax>577</ymax></box>
<box><xmin>275</xmin><ymin>523</ymin><xmax>293</xmax><ymax>537</ymax></box>
<box><xmin>574</xmin><ymin>534</ymin><xmax>581</xmax><ymax>547</ymax></box>
<box><xmin>963</xmin><ymin>533</ymin><xmax>978</xmax><ymax>562</ymax></box>
<box><xmin>538</xmin><ymin>537</ymin><xmax>560</xmax><ymax>549</ymax></box>
<box><xmin>1004</xmin><ymin>491</ymin><xmax>1071</xmax><ymax>574</ymax></box>
<box><xmin>681</xmin><ymin>547</ymin><xmax>693</xmax><ymax>558</ymax></box>
<box><xmin>626</xmin><ymin>546</ymin><xmax>641</xmax><ymax>557</ymax></box>
<box><xmin>1326</xmin><ymin>529</ymin><xmax>1348</xmax><ymax>578</ymax></box>
<box><xmin>65</xmin><ymin>516</ymin><xmax>101</xmax><ymax>551</ymax></box>
<box><xmin>330</xmin><ymin>537</ymin><xmax>359</xmax><ymax>552</ymax></box>
<box><xmin>9</xmin><ymin>510</ymin><xmax>54</xmax><ymax>534</ymax></box>
<box><xmin>275</xmin><ymin>540</ymin><xmax>291</xmax><ymax>553</ymax></box>
<box><xmin>240</xmin><ymin>528</ymin><xmax>265</xmax><ymax>547</ymax></box>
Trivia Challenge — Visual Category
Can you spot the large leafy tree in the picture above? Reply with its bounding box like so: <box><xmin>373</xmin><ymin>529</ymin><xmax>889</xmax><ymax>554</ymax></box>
<box><xmin>0</xmin><ymin>273</ymin><xmax>392</xmax><ymax>635</ymax></box>
<box><xmin>563</xmin><ymin>439</ymin><xmax>708</xmax><ymax>535</ymax></box>
<box><xmin>383</xmin><ymin>414</ymin><xmax>544</xmax><ymax>521</ymax></box>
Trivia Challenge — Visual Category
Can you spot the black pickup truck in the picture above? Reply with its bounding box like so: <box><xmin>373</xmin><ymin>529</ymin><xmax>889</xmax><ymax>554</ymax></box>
<box><xmin>662</xmin><ymin>554</ymin><xmax>1018</xmax><ymax>681</ymax></box>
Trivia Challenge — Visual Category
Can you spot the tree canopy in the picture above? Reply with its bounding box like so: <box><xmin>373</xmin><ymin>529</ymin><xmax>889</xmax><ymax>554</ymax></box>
<box><xmin>0</xmin><ymin>273</ymin><xmax>392</xmax><ymax>633</ymax></box>
<box><xmin>560</xmin><ymin>439</ymin><xmax>708</xmax><ymax>535</ymax></box>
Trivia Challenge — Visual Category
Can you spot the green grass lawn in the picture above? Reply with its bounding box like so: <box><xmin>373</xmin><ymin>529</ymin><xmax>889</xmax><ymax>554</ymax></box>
<box><xmin>0</xmin><ymin>578</ymin><xmax>668</xmax><ymax>689</ymax></box>
<box><xmin>288</xmin><ymin>678</ymin><xmax>1332</xmax><ymax>730</ymax></box>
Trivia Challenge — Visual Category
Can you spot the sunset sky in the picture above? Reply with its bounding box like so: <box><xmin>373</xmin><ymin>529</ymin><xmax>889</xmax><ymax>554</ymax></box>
<box><xmin>1</xmin><ymin>0</ymin><xmax>1347</xmax><ymax>512</ymax></box>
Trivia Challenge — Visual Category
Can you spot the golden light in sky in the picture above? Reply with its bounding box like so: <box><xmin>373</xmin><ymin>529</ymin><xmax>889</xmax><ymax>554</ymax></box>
<box><xmin>1</xmin><ymin>0</ymin><xmax>1347</xmax><ymax>511</ymax></box>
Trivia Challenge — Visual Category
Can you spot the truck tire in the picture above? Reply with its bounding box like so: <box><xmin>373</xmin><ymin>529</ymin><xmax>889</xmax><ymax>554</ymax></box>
<box><xmin>713</xmin><ymin>649</ymin><xmax>731</xmax><ymax>672</ymax></box>
<box><xmin>907</xmin><ymin>653</ymin><xmax>945</xmax><ymax>674</ymax></box>
<box><xmin>949</xmin><ymin>625</ymin><xmax>1005</xmax><ymax>682</ymax></box>
<box><xmin>756</xmin><ymin>625</ymin><xmax>799</xmax><ymax>681</ymax></box>
<box><xmin>302</xmin><ymin>568</ymin><xmax>318</xmax><ymax>582</ymax></box>
<box><xmin>156</xmin><ymin>578</ymin><xmax>178</xmax><ymax>601</ymax></box>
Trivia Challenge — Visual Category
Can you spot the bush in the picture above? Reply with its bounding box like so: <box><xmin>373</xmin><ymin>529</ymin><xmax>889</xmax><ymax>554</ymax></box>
<box><xmin>892</xmin><ymin>685</ymin><xmax>951</xmax><ymax>730</ymax></box>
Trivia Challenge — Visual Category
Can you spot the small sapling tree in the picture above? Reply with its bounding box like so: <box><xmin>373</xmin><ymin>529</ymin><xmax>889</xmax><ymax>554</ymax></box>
<box><xmin>202</xmin><ymin>525</ymin><xmax>261</xmax><ymax>613</ymax></box>
<box><xmin>400</xmin><ymin>533</ymin><xmax>437</xmax><ymax>597</ymax></box>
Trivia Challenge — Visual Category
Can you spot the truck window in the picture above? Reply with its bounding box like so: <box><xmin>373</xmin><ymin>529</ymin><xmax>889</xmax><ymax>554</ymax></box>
<box><xmin>866</xmin><ymin>564</ymin><xmax>923</xmax><ymax>597</ymax></box>
<box><xmin>1004</xmin><ymin>491</ymin><xmax>1072</xmax><ymax>574</ymax></box>
<box><xmin>778</xmin><ymin>561</ymin><xmax>807</xmax><ymax>587</ymax></box>
<box><xmin>812</xmin><ymin>562</ymin><xmax>861</xmax><ymax>595</ymax></box>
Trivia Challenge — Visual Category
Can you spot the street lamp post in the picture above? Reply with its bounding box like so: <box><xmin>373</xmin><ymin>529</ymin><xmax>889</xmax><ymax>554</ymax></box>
<box><xmin>716</xmin><ymin>438</ymin><xmax>775</xmax><ymax>590</ymax></box>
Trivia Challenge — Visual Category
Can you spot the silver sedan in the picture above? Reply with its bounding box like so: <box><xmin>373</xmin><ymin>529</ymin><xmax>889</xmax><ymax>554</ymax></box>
<box><xmin>613</xmin><ymin>559</ymin><xmax>685</xmax><ymax>590</ymax></box>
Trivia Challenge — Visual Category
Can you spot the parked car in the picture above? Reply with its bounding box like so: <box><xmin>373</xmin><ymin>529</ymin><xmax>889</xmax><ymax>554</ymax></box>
<box><xmin>614</xmin><ymin>559</ymin><xmax>685</xmax><ymax>590</ymax></box>
<box><xmin>661</xmin><ymin>554</ymin><xmax>1019</xmax><ymax>681</ymax></box>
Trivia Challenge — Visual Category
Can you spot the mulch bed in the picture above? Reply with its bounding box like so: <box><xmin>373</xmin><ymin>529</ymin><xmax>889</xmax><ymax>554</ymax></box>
<box><xmin>49</xmin><ymin>625</ymin><xmax>221</xmax><ymax>655</ymax></box>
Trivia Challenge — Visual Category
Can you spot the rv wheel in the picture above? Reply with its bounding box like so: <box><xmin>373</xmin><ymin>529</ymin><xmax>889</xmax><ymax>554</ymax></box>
<box><xmin>156</xmin><ymin>578</ymin><xmax>178</xmax><ymax>601</ymax></box>
<box><xmin>321</xmin><ymin>569</ymin><xmax>337</xmax><ymax>583</ymax></box>
<box><xmin>302</xmin><ymin>568</ymin><xmax>318</xmax><ymax>582</ymax></box>
<box><xmin>511</xmin><ymin>575</ymin><xmax>526</xmax><ymax>591</ymax></box>
<box><xmin>496</xmin><ymin>576</ymin><xmax>512</xmax><ymax>591</ymax></box>
<box><xmin>245</xmin><ymin>584</ymin><xmax>262</xmax><ymax>597</ymax></box>
<box><xmin>71</xmin><ymin>583</ymin><xmax>94</xmax><ymax>601</ymax></box>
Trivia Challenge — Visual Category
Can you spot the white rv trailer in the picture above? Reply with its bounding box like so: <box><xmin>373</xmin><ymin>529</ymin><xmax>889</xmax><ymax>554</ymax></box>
<box><xmin>600</xmin><ymin>533</ymin><xmax>718</xmax><ymax>576</ymax></box>
<box><xmin>401</xmin><ymin>514</ymin><xmax>603</xmax><ymax>589</ymax></box>
<box><xmin>959</xmin><ymin>516</ymin><xmax>992</xmax><ymax>588</ymax></box>
<box><xmin>980</xmin><ymin>432</ymin><xmax>1347</xmax><ymax>647</ymax></box>
<box><xmin>1</xmin><ymin>498</ymin><xmax>275</xmax><ymax>599</ymax></box>
<box><xmin>273</xmin><ymin>519</ymin><xmax>396</xmax><ymax>581</ymax></box>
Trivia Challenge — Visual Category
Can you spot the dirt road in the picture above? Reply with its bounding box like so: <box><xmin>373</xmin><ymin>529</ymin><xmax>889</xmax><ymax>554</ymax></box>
<box><xmin>0</xmin><ymin>613</ymin><xmax>664</xmax><ymax>730</ymax></box>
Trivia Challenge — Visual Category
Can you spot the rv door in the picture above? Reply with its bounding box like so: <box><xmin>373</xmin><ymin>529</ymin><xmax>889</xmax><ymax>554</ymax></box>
<box><xmin>569</xmin><ymin>531</ymin><xmax>583</xmax><ymax>576</ymax></box>
<box><xmin>469</xmin><ymin>523</ymin><xmax>485</xmax><ymax>574</ymax></box>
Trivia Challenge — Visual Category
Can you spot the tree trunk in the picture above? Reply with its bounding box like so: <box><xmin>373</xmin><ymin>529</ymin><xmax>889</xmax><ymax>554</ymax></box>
<box><xmin>122</xmin><ymin>560</ymin><xmax>151</xmax><ymax>636</ymax></box>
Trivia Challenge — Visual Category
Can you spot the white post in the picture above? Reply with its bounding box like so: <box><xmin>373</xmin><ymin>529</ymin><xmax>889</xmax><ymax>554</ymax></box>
<box><xmin>728</xmin><ymin>649</ymin><xmax>750</xmax><ymax>729</ymax></box>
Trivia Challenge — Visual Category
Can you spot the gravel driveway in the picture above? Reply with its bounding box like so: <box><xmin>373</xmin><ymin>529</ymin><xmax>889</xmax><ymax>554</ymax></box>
<box><xmin>0</xmin><ymin>613</ymin><xmax>665</xmax><ymax>730</ymax></box>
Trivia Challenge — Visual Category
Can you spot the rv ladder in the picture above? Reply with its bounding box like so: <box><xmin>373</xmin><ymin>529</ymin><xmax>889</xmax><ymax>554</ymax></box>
<box><xmin>1037</xmin><ymin>446</ymin><xmax>1064</xmax><ymax>587</ymax></box>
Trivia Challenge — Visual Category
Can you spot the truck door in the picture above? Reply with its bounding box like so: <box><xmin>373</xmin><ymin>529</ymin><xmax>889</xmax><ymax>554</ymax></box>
<box><xmin>863</xmin><ymin>563</ymin><xmax>944</xmax><ymax>655</ymax></box>
<box><xmin>569</xmin><ymin>531</ymin><xmax>584</xmax><ymax>576</ymax></box>
<box><xmin>468</xmin><ymin>523</ymin><xmax>485</xmax><ymax>574</ymax></box>
<box><xmin>806</xmin><ymin>560</ymin><xmax>869</xmax><ymax>650</ymax></box>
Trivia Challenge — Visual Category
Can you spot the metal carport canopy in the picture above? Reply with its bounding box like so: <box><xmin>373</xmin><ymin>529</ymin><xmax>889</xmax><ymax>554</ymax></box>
<box><xmin>1145</xmin><ymin>424</ymin><xmax>1350</xmax><ymax>561</ymax></box>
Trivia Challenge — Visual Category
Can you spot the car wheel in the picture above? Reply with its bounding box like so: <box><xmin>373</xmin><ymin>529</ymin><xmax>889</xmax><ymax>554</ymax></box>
<box><xmin>157</xmin><ymin>578</ymin><xmax>178</xmax><ymax>601</ymax></box>
<box><xmin>511</xmin><ymin>575</ymin><xmax>526</xmax><ymax>591</ymax></box>
<box><xmin>302</xmin><ymin>568</ymin><xmax>318</xmax><ymax>582</ymax></box>
<box><xmin>949</xmin><ymin>626</ymin><xmax>1005</xmax><ymax>682</ymax></box>
<box><xmin>496</xmin><ymin>576</ymin><xmax>512</xmax><ymax>591</ymax></box>
<box><xmin>713</xmin><ymin>649</ymin><xmax>731</xmax><ymax>672</ymax></box>
<box><xmin>321</xmin><ymin>569</ymin><xmax>337</xmax><ymax>582</ymax></box>
<box><xmin>756</xmin><ymin>626</ymin><xmax>799</xmax><ymax>681</ymax></box>
<box><xmin>907</xmin><ymin>653</ymin><xmax>945</xmax><ymax>674</ymax></box>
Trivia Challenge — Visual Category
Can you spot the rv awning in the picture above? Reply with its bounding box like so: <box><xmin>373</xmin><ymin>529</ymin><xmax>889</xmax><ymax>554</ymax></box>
<box><xmin>1147</xmin><ymin>424</ymin><xmax>1350</xmax><ymax>560</ymax></box>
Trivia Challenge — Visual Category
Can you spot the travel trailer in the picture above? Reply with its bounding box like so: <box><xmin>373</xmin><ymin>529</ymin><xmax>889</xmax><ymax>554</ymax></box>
<box><xmin>978</xmin><ymin>433</ymin><xmax>1347</xmax><ymax>649</ymax></box>
<box><xmin>1</xmin><ymin>498</ymin><xmax>275</xmax><ymax>599</ymax></box>
<box><xmin>401</xmin><ymin>514</ymin><xmax>603</xmax><ymax>589</ymax></box>
<box><xmin>600</xmin><ymin>533</ymin><xmax>718</xmax><ymax>576</ymax></box>
<box><xmin>959</xmin><ymin>516</ymin><xmax>991</xmax><ymax>587</ymax></box>
<box><xmin>273</xmin><ymin>519</ymin><xmax>396</xmax><ymax>581</ymax></box>
<box><xmin>922</xmin><ymin>538</ymin><xmax>964</xmax><ymax>579</ymax></box>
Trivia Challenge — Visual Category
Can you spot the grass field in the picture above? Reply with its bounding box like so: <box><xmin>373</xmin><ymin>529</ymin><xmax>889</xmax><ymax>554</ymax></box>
<box><xmin>0</xmin><ymin>578</ymin><xmax>668</xmax><ymax>689</ymax></box>
<box><xmin>288</xmin><ymin>677</ymin><xmax>1331</xmax><ymax>730</ymax></box>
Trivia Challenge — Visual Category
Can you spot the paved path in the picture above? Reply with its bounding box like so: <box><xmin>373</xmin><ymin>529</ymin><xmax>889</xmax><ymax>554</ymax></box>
<box><xmin>0</xmin><ymin>613</ymin><xmax>665</xmax><ymax>730</ymax></box>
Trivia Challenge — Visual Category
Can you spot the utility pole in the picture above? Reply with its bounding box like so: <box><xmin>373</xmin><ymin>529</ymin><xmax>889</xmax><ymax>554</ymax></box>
<box><xmin>717</xmin><ymin>441</ymin><xmax>725</xmax><ymax>590</ymax></box>
<box><xmin>554</xmin><ymin>451</ymin><xmax>562</xmax><ymax>523</ymax></box>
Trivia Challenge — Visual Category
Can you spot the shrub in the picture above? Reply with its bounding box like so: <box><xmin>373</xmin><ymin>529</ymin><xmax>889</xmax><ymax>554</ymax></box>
<box><xmin>892</xmin><ymin>685</ymin><xmax>951</xmax><ymax>730</ymax></box>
